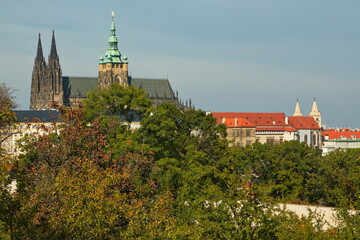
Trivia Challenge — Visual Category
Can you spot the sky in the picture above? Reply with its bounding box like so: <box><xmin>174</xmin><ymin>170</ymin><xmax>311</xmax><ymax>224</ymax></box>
<box><xmin>1</xmin><ymin>0</ymin><xmax>360</xmax><ymax>128</ymax></box>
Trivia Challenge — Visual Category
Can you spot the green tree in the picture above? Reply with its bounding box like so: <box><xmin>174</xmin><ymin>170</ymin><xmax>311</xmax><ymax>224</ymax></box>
<box><xmin>234</xmin><ymin>141</ymin><xmax>322</xmax><ymax>203</ymax></box>
<box><xmin>84</xmin><ymin>83</ymin><xmax>151</xmax><ymax>126</ymax></box>
<box><xmin>11</xmin><ymin>105</ymin><xmax>174</xmax><ymax>239</ymax></box>
<box><xmin>0</xmin><ymin>83</ymin><xmax>18</xmax><ymax>145</ymax></box>
<box><xmin>0</xmin><ymin>83</ymin><xmax>18</xmax><ymax>239</ymax></box>
<box><xmin>313</xmin><ymin>148</ymin><xmax>360</xmax><ymax>209</ymax></box>
<box><xmin>335</xmin><ymin>207</ymin><xmax>360</xmax><ymax>239</ymax></box>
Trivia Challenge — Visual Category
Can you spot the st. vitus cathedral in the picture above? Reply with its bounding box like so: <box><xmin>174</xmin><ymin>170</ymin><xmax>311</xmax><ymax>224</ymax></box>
<box><xmin>30</xmin><ymin>14</ymin><xmax>188</xmax><ymax>110</ymax></box>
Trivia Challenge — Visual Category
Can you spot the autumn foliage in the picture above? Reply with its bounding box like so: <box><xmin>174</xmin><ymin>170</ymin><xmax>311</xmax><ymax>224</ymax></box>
<box><xmin>1</xmin><ymin>83</ymin><xmax>360</xmax><ymax>239</ymax></box>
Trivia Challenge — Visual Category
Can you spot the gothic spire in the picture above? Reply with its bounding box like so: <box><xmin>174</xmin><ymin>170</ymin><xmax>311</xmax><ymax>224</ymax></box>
<box><xmin>309</xmin><ymin>97</ymin><xmax>322</xmax><ymax>128</ymax></box>
<box><xmin>50</xmin><ymin>30</ymin><xmax>58</xmax><ymax>59</ymax></box>
<box><xmin>309</xmin><ymin>97</ymin><xmax>320</xmax><ymax>116</ymax></box>
<box><xmin>36</xmin><ymin>33</ymin><xmax>44</xmax><ymax>61</ymax></box>
<box><xmin>293</xmin><ymin>99</ymin><xmax>302</xmax><ymax>116</ymax></box>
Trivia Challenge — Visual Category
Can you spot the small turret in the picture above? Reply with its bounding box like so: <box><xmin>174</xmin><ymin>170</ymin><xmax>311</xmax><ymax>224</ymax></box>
<box><xmin>123</xmin><ymin>47</ymin><xmax>128</xmax><ymax>63</ymax></box>
<box><xmin>99</xmin><ymin>48</ymin><xmax>104</xmax><ymax>64</ymax></box>
<box><xmin>309</xmin><ymin>97</ymin><xmax>322</xmax><ymax>128</ymax></box>
<box><xmin>293</xmin><ymin>99</ymin><xmax>302</xmax><ymax>116</ymax></box>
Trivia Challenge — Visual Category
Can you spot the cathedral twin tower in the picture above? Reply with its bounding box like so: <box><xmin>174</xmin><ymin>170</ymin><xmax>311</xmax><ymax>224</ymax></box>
<box><xmin>30</xmin><ymin>31</ymin><xmax>63</xmax><ymax>110</ymax></box>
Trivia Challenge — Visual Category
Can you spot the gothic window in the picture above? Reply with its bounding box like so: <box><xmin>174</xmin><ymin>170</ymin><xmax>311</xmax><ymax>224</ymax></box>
<box><xmin>313</xmin><ymin>134</ymin><xmax>316</xmax><ymax>146</ymax></box>
<box><xmin>304</xmin><ymin>134</ymin><xmax>308</xmax><ymax>144</ymax></box>
<box><xmin>37</xmin><ymin>75</ymin><xmax>41</xmax><ymax>92</ymax></box>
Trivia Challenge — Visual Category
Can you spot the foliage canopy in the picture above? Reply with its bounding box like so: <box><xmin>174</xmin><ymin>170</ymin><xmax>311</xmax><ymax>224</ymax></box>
<box><xmin>1</xmin><ymin>83</ymin><xmax>360</xmax><ymax>239</ymax></box>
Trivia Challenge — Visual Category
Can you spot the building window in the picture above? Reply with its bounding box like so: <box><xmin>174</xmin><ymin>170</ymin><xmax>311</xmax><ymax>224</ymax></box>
<box><xmin>266</xmin><ymin>138</ymin><xmax>275</xmax><ymax>146</ymax></box>
<box><xmin>232</xmin><ymin>129</ymin><xmax>240</xmax><ymax>137</ymax></box>
<box><xmin>304</xmin><ymin>134</ymin><xmax>308</xmax><ymax>144</ymax></box>
<box><xmin>313</xmin><ymin>134</ymin><xmax>316</xmax><ymax>146</ymax></box>
<box><xmin>245</xmin><ymin>140</ymin><xmax>252</xmax><ymax>146</ymax></box>
<box><xmin>246</xmin><ymin>129</ymin><xmax>251</xmax><ymax>137</ymax></box>
<box><xmin>228</xmin><ymin>129</ymin><xmax>234</xmax><ymax>137</ymax></box>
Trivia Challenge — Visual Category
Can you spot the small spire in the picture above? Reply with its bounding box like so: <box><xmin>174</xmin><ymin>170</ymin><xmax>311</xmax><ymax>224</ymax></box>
<box><xmin>122</xmin><ymin>47</ymin><xmax>128</xmax><ymax>63</ymax></box>
<box><xmin>293</xmin><ymin>99</ymin><xmax>302</xmax><ymax>116</ymax></box>
<box><xmin>309</xmin><ymin>97</ymin><xmax>321</xmax><ymax>128</ymax></box>
<box><xmin>50</xmin><ymin>30</ymin><xmax>58</xmax><ymax>59</ymax></box>
<box><xmin>36</xmin><ymin>33</ymin><xmax>44</xmax><ymax>61</ymax></box>
<box><xmin>99</xmin><ymin>48</ymin><xmax>104</xmax><ymax>63</ymax></box>
<box><xmin>310</xmin><ymin>98</ymin><xmax>320</xmax><ymax>116</ymax></box>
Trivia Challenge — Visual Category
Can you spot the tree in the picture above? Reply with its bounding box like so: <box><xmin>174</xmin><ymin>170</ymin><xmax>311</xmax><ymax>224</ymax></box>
<box><xmin>0</xmin><ymin>83</ymin><xmax>18</xmax><ymax>239</ymax></box>
<box><xmin>335</xmin><ymin>207</ymin><xmax>360</xmax><ymax>239</ymax></box>
<box><xmin>0</xmin><ymin>83</ymin><xmax>18</xmax><ymax>145</ymax></box>
<box><xmin>233</xmin><ymin>141</ymin><xmax>322</xmax><ymax>203</ymax></box>
<box><xmin>312</xmin><ymin>148</ymin><xmax>360</xmax><ymax>209</ymax></box>
<box><xmin>83</xmin><ymin>83</ymin><xmax>151</xmax><ymax>127</ymax></box>
<box><xmin>10</xmin><ymin>105</ymin><xmax>175</xmax><ymax>239</ymax></box>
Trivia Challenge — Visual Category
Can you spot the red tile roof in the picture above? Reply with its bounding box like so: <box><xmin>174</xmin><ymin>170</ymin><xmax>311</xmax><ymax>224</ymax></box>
<box><xmin>322</xmin><ymin>130</ymin><xmax>360</xmax><ymax>140</ymax></box>
<box><xmin>256</xmin><ymin>127</ymin><xmax>286</xmax><ymax>131</ymax></box>
<box><xmin>212</xmin><ymin>112</ymin><xmax>287</xmax><ymax>126</ymax></box>
<box><xmin>287</xmin><ymin>116</ymin><xmax>320</xmax><ymax>130</ymax></box>
<box><xmin>285</xmin><ymin>127</ymin><xmax>297</xmax><ymax>132</ymax></box>
<box><xmin>212</xmin><ymin>113</ymin><xmax>320</xmax><ymax>132</ymax></box>
<box><xmin>223</xmin><ymin>118</ymin><xmax>255</xmax><ymax>128</ymax></box>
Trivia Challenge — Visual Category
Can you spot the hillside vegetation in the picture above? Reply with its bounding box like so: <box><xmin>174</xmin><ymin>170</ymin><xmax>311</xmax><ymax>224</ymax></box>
<box><xmin>1</xmin><ymin>83</ymin><xmax>360</xmax><ymax>239</ymax></box>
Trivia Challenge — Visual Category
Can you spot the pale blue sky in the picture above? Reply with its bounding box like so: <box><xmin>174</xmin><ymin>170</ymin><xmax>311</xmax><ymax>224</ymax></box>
<box><xmin>1</xmin><ymin>1</ymin><xmax>359</xmax><ymax>128</ymax></box>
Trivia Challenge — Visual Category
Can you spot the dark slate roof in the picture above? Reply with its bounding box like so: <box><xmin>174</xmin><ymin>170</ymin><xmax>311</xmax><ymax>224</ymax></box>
<box><xmin>15</xmin><ymin>110</ymin><xmax>60</xmax><ymax>123</ymax></box>
<box><xmin>62</xmin><ymin>76</ymin><xmax>98</xmax><ymax>98</ymax></box>
<box><xmin>130</xmin><ymin>78</ymin><xmax>175</xmax><ymax>99</ymax></box>
<box><xmin>62</xmin><ymin>76</ymin><xmax>176</xmax><ymax>100</ymax></box>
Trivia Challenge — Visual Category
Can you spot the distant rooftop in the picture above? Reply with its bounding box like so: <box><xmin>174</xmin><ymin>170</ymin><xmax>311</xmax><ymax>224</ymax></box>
<box><xmin>15</xmin><ymin>110</ymin><xmax>60</xmax><ymax>122</ymax></box>
<box><xmin>62</xmin><ymin>76</ymin><xmax>176</xmax><ymax>100</ymax></box>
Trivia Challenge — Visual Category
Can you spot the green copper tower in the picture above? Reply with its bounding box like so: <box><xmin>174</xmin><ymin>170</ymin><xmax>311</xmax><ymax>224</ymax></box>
<box><xmin>98</xmin><ymin>12</ymin><xmax>129</xmax><ymax>87</ymax></box>
<box><xmin>99</xmin><ymin>12</ymin><xmax>127</xmax><ymax>64</ymax></box>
